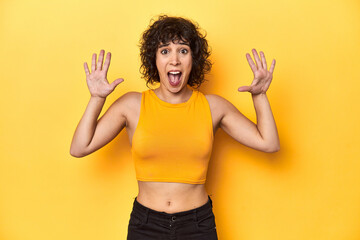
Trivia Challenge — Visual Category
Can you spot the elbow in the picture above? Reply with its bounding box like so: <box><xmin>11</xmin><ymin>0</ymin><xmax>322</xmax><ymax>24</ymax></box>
<box><xmin>268</xmin><ymin>146</ymin><xmax>280</xmax><ymax>153</ymax></box>
<box><xmin>70</xmin><ymin>147</ymin><xmax>87</xmax><ymax>158</ymax></box>
<box><xmin>70</xmin><ymin>150</ymin><xmax>83</xmax><ymax>158</ymax></box>
<box><xmin>263</xmin><ymin>143</ymin><xmax>280</xmax><ymax>153</ymax></box>
<box><xmin>70</xmin><ymin>152</ymin><xmax>84</xmax><ymax>158</ymax></box>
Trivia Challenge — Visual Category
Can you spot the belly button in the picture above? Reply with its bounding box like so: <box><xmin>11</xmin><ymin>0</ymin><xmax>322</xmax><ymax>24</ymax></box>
<box><xmin>167</xmin><ymin>201</ymin><xmax>171</xmax><ymax>206</ymax></box>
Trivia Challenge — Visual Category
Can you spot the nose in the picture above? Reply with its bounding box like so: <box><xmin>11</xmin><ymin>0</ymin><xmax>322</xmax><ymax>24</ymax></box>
<box><xmin>170</xmin><ymin>52</ymin><xmax>180</xmax><ymax>65</ymax></box>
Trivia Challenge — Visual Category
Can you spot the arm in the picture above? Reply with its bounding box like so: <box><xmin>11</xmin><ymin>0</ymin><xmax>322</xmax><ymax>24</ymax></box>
<box><xmin>70</xmin><ymin>49</ymin><xmax>125</xmax><ymax>157</ymax></box>
<box><xmin>219</xmin><ymin>49</ymin><xmax>279</xmax><ymax>152</ymax></box>
<box><xmin>251</xmin><ymin>93</ymin><xmax>279</xmax><ymax>152</ymax></box>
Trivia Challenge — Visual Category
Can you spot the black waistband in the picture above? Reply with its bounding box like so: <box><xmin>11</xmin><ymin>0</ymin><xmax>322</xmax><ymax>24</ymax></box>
<box><xmin>132</xmin><ymin>196</ymin><xmax>213</xmax><ymax>223</ymax></box>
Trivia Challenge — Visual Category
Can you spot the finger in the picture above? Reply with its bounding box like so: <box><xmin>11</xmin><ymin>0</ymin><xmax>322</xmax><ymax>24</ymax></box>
<box><xmin>238</xmin><ymin>85</ymin><xmax>251</xmax><ymax>92</ymax></box>
<box><xmin>97</xmin><ymin>49</ymin><xmax>105</xmax><ymax>71</ymax></box>
<box><xmin>84</xmin><ymin>62</ymin><xmax>90</xmax><ymax>76</ymax></box>
<box><xmin>110</xmin><ymin>78</ymin><xmax>124</xmax><ymax>90</ymax></box>
<box><xmin>246</xmin><ymin>53</ymin><xmax>257</xmax><ymax>73</ymax></box>
<box><xmin>269</xmin><ymin>59</ymin><xmax>276</xmax><ymax>74</ymax></box>
<box><xmin>260</xmin><ymin>51</ymin><xmax>267</xmax><ymax>70</ymax></box>
<box><xmin>103</xmin><ymin>52</ymin><xmax>111</xmax><ymax>73</ymax></box>
<box><xmin>252</xmin><ymin>49</ymin><xmax>262</xmax><ymax>69</ymax></box>
<box><xmin>264</xmin><ymin>78</ymin><xmax>272</xmax><ymax>91</ymax></box>
<box><xmin>91</xmin><ymin>53</ymin><xmax>96</xmax><ymax>72</ymax></box>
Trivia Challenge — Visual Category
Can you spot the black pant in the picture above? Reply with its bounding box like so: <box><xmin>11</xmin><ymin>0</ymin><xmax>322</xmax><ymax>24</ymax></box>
<box><xmin>127</xmin><ymin>196</ymin><xmax>218</xmax><ymax>240</ymax></box>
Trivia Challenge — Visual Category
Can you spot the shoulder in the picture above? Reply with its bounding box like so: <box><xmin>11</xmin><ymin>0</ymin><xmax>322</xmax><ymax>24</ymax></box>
<box><xmin>204</xmin><ymin>93</ymin><xmax>223</xmax><ymax>102</ymax></box>
<box><xmin>202</xmin><ymin>93</ymin><xmax>241</xmax><ymax>131</ymax></box>
<box><xmin>110</xmin><ymin>91</ymin><xmax>142</xmax><ymax>116</ymax></box>
<box><xmin>204</xmin><ymin>93</ymin><xmax>243</xmax><ymax>117</ymax></box>
<box><xmin>114</xmin><ymin>91</ymin><xmax>141</xmax><ymax>105</ymax></box>
<box><xmin>121</xmin><ymin>91</ymin><xmax>142</xmax><ymax>102</ymax></box>
<box><xmin>203</xmin><ymin>93</ymin><xmax>237</xmax><ymax>123</ymax></box>
<box><xmin>204</xmin><ymin>93</ymin><xmax>234</xmax><ymax>110</ymax></box>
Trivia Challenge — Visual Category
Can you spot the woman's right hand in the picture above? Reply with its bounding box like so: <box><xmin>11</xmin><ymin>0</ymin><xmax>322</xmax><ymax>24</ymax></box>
<box><xmin>84</xmin><ymin>49</ymin><xmax>124</xmax><ymax>98</ymax></box>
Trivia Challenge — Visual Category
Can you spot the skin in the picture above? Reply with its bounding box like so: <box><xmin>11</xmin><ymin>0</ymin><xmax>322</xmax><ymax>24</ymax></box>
<box><xmin>154</xmin><ymin>40</ymin><xmax>193</xmax><ymax>102</ymax></box>
<box><xmin>70</xmin><ymin>43</ymin><xmax>279</xmax><ymax>213</ymax></box>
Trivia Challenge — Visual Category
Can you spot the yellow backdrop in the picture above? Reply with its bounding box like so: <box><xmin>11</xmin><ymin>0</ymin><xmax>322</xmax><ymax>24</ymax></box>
<box><xmin>1</xmin><ymin>0</ymin><xmax>360</xmax><ymax>239</ymax></box>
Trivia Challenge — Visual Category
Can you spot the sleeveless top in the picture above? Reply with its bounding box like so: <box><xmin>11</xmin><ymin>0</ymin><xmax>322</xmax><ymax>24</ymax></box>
<box><xmin>131</xmin><ymin>89</ymin><xmax>214</xmax><ymax>184</ymax></box>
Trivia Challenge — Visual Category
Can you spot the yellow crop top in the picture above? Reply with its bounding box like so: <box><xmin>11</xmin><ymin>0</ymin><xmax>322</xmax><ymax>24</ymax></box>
<box><xmin>131</xmin><ymin>89</ymin><xmax>214</xmax><ymax>184</ymax></box>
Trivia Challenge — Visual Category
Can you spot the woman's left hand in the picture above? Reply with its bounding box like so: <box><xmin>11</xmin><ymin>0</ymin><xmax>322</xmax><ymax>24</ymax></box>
<box><xmin>238</xmin><ymin>49</ymin><xmax>276</xmax><ymax>95</ymax></box>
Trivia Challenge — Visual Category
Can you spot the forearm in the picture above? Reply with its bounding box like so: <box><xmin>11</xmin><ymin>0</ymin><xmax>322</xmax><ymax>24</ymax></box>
<box><xmin>70</xmin><ymin>96</ymin><xmax>106</xmax><ymax>156</ymax></box>
<box><xmin>252</xmin><ymin>93</ymin><xmax>280</xmax><ymax>152</ymax></box>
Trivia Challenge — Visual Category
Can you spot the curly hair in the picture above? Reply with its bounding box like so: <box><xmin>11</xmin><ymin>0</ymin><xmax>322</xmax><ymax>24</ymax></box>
<box><xmin>139</xmin><ymin>15</ymin><xmax>212</xmax><ymax>89</ymax></box>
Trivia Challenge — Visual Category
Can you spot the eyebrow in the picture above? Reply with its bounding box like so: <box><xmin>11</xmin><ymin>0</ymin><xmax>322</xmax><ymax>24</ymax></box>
<box><xmin>158</xmin><ymin>42</ymin><xmax>190</xmax><ymax>48</ymax></box>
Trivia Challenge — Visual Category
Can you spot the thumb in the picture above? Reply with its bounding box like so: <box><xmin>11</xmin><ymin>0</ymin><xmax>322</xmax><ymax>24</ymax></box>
<box><xmin>238</xmin><ymin>86</ymin><xmax>251</xmax><ymax>92</ymax></box>
<box><xmin>110</xmin><ymin>78</ymin><xmax>124</xmax><ymax>90</ymax></box>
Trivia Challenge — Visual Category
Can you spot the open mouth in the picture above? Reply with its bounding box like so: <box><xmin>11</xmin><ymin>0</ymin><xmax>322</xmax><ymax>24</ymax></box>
<box><xmin>167</xmin><ymin>71</ymin><xmax>182</xmax><ymax>86</ymax></box>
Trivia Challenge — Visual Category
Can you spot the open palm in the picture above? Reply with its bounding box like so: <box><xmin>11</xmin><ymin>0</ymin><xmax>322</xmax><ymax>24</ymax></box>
<box><xmin>84</xmin><ymin>49</ymin><xmax>123</xmax><ymax>98</ymax></box>
<box><xmin>238</xmin><ymin>49</ymin><xmax>276</xmax><ymax>95</ymax></box>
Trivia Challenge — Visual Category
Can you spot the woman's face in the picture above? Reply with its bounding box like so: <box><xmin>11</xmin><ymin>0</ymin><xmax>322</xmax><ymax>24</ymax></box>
<box><xmin>155</xmin><ymin>40</ymin><xmax>192</xmax><ymax>93</ymax></box>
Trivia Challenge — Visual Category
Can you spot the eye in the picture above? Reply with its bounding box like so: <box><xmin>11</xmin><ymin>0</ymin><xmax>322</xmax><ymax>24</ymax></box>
<box><xmin>160</xmin><ymin>49</ymin><xmax>169</xmax><ymax>54</ymax></box>
<box><xmin>180</xmin><ymin>48</ymin><xmax>189</xmax><ymax>54</ymax></box>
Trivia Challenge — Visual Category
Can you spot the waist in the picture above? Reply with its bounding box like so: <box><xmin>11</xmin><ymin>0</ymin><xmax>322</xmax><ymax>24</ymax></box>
<box><xmin>136</xmin><ymin>181</ymin><xmax>208</xmax><ymax>213</ymax></box>
<box><xmin>132</xmin><ymin>195</ymin><xmax>214</xmax><ymax>224</ymax></box>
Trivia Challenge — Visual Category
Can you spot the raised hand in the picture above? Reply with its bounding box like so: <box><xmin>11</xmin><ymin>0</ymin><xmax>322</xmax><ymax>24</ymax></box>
<box><xmin>238</xmin><ymin>49</ymin><xmax>276</xmax><ymax>95</ymax></box>
<box><xmin>84</xmin><ymin>49</ymin><xmax>124</xmax><ymax>98</ymax></box>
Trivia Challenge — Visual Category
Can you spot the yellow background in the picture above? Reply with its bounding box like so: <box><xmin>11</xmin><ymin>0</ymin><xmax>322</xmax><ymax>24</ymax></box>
<box><xmin>1</xmin><ymin>0</ymin><xmax>360</xmax><ymax>239</ymax></box>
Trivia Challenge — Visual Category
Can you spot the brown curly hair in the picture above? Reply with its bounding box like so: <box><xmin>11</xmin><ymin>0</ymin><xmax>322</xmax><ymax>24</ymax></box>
<box><xmin>139</xmin><ymin>15</ymin><xmax>212</xmax><ymax>89</ymax></box>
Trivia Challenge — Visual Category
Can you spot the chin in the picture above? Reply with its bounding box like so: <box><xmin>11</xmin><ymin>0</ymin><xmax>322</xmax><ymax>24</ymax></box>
<box><xmin>167</xmin><ymin>85</ymin><xmax>183</xmax><ymax>93</ymax></box>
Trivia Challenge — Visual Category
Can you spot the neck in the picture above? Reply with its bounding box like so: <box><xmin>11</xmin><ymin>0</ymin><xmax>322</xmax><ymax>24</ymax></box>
<box><xmin>154</xmin><ymin>86</ymin><xmax>193</xmax><ymax>104</ymax></box>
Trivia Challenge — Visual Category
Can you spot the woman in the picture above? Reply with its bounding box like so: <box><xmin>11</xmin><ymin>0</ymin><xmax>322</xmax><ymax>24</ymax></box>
<box><xmin>70</xmin><ymin>15</ymin><xmax>279</xmax><ymax>240</ymax></box>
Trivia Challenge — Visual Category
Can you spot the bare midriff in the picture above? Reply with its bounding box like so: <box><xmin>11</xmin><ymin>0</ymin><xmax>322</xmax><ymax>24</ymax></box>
<box><xmin>136</xmin><ymin>181</ymin><xmax>209</xmax><ymax>214</ymax></box>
